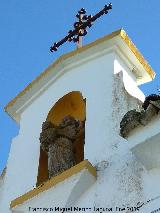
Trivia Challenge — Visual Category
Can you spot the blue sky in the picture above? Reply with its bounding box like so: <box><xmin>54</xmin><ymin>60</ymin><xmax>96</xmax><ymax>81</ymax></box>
<box><xmin>0</xmin><ymin>0</ymin><xmax>160</xmax><ymax>174</ymax></box>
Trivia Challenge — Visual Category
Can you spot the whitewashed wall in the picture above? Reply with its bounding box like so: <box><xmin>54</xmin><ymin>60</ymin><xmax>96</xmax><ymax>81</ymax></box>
<box><xmin>1</xmin><ymin>50</ymin><xmax>159</xmax><ymax>213</ymax></box>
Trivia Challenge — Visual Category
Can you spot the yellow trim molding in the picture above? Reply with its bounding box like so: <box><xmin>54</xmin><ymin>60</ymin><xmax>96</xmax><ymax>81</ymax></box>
<box><xmin>5</xmin><ymin>29</ymin><xmax>155</xmax><ymax>113</ymax></box>
<box><xmin>120</xmin><ymin>30</ymin><xmax>155</xmax><ymax>80</ymax></box>
<box><xmin>10</xmin><ymin>160</ymin><xmax>96</xmax><ymax>209</ymax></box>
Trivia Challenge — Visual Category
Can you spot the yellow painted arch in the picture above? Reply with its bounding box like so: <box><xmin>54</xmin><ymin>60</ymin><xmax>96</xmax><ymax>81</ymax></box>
<box><xmin>47</xmin><ymin>91</ymin><xmax>86</xmax><ymax>125</ymax></box>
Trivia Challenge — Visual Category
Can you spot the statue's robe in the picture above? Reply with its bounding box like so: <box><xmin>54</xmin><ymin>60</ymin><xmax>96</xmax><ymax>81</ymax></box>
<box><xmin>48</xmin><ymin>137</ymin><xmax>75</xmax><ymax>178</ymax></box>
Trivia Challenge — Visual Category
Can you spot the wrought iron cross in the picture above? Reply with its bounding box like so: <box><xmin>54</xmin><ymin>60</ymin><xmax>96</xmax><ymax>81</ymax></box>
<box><xmin>50</xmin><ymin>3</ymin><xmax>112</xmax><ymax>52</ymax></box>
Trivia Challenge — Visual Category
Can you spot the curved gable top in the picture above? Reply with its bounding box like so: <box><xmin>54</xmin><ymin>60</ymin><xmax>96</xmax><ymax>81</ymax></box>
<box><xmin>5</xmin><ymin>29</ymin><xmax>155</xmax><ymax>123</ymax></box>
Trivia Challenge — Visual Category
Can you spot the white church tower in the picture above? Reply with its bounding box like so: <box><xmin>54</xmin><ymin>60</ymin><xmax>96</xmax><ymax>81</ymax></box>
<box><xmin>1</xmin><ymin>29</ymin><xmax>160</xmax><ymax>213</ymax></box>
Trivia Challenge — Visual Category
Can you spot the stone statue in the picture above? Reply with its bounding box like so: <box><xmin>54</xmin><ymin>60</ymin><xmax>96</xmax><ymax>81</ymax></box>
<box><xmin>142</xmin><ymin>94</ymin><xmax>160</xmax><ymax>110</ymax></box>
<box><xmin>120</xmin><ymin>94</ymin><xmax>160</xmax><ymax>138</ymax></box>
<box><xmin>40</xmin><ymin>115</ymin><xmax>84</xmax><ymax>179</ymax></box>
<box><xmin>120</xmin><ymin>109</ymin><xmax>141</xmax><ymax>138</ymax></box>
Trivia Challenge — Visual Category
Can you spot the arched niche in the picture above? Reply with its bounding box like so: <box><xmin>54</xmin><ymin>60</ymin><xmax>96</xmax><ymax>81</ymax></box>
<box><xmin>37</xmin><ymin>91</ymin><xmax>86</xmax><ymax>186</ymax></box>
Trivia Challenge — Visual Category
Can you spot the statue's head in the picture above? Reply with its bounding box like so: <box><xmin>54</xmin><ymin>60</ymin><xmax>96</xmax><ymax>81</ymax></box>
<box><xmin>42</xmin><ymin>121</ymin><xmax>55</xmax><ymax>130</ymax></box>
<box><xmin>59</xmin><ymin>115</ymin><xmax>79</xmax><ymax>128</ymax></box>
